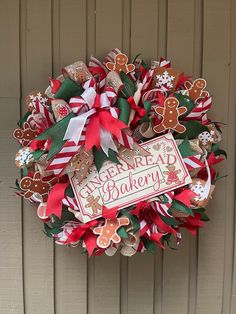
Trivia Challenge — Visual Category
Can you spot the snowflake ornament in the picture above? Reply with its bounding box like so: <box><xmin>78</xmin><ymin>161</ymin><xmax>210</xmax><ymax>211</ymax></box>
<box><xmin>15</xmin><ymin>147</ymin><xmax>34</xmax><ymax>168</ymax></box>
<box><xmin>156</xmin><ymin>70</ymin><xmax>175</xmax><ymax>91</ymax></box>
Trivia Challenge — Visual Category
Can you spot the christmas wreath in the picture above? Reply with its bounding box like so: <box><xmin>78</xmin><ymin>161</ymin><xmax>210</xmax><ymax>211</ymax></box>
<box><xmin>13</xmin><ymin>48</ymin><xmax>226</xmax><ymax>256</ymax></box>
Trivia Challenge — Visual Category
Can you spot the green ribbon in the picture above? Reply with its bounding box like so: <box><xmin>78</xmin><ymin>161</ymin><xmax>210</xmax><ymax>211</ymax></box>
<box><xmin>139</xmin><ymin>101</ymin><xmax>152</xmax><ymax>123</ymax></box>
<box><xmin>55</xmin><ymin>78</ymin><xmax>84</xmax><ymax>102</ymax></box>
<box><xmin>36</xmin><ymin>112</ymin><xmax>75</xmax><ymax>159</ymax></box>
<box><xmin>178</xmin><ymin>138</ymin><xmax>197</xmax><ymax>158</ymax></box>
<box><xmin>93</xmin><ymin>147</ymin><xmax>120</xmax><ymax>172</ymax></box>
<box><xmin>116</xmin><ymin>98</ymin><xmax>131</xmax><ymax>124</ymax></box>
<box><xmin>175</xmin><ymin>121</ymin><xmax>209</xmax><ymax>140</ymax></box>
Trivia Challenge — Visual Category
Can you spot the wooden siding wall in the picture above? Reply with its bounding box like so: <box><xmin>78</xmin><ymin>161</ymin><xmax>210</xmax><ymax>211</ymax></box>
<box><xmin>0</xmin><ymin>0</ymin><xmax>235</xmax><ymax>313</ymax></box>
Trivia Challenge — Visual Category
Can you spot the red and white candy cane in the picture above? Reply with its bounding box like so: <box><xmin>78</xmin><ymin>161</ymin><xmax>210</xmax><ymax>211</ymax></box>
<box><xmin>184</xmin><ymin>95</ymin><xmax>212</xmax><ymax>122</ymax></box>
<box><xmin>150</xmin><ymin>191</ymin><xmax>174</xmax><ymax>217</ymax></box>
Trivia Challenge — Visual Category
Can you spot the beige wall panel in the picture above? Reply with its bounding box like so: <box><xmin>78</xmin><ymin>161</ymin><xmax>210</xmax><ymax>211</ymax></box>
<box><xmin>0</xmin><ymin>1</ymin><xmax>23</xmax><ymax>313</ymax></box>
<box><xmin>0</xmin><ymin>0</ymin><xmax>235</xmax><ymax>313</ymax></box>
<box><xmin>130</xmin><ymin>0</ymin><xmax>158</xmax><ymax>61</ymax></box>
<box><xmin>196</xmin><ymin>1</ymin><xmax>231</xmax><ymax>313</ymax></box>
<box><xmin>0</xmin><ymin>0</ymin><xmax>20</xmax><ymax>97</ymax></box>
<box><xmin>163</xmin><ymin>2</ymin><xmax>196</xmax><ymax>314</ymax></box>
<box><xmin>0</xmin><ymin>99</ymin><xmax>23</xmax><ymax>313</ymax></box>
<box><xmin>20</xmin><ymin>1</ymin><xmax>54</xmax><ymax>313</ymax></box>
<box><xmin>95</xmin><ymin>0</ymin><xmax>123</xmax><ymax>57</ymax></box>
<box><xmin>52</xmin><ymin>2</ymin><xmax>88</xmax><ymax>313</ymax></box>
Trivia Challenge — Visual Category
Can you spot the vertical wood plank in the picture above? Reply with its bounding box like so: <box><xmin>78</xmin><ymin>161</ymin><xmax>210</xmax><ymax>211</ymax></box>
<box><xmin>130</xmin><ymin>0</ymin><xmax>158</xmax><ymax>61</ymax></box>
<box><xmin>0</xmin><ymin>1</ymin><xmax>24</xmax><ymax>313</ymax></box>
<box><xmin>20</xmin><ymin>1</ymin><xmax>54</xmax><ymax>313</ymax></box>
<box><xmin>95</xmin><ymin>0</ymin><xmax>123</xmax><ymax>57</ymax></box>
<box><xmin>229</xmin><ymin>0</ymin><xmax>236</xmax><ymax>313</ymax></box>
<box><xmin>196</xmin><ymin>1</ymin><xmax>231</xmax><ymax>313</ymax></box>
<box><xmin>52</xmin><ymin>2</ymin><xmax>88</xmax><ymax>314</ymax></box>
<box><xmin>163</xmin><ymin>1</ymin><xmax>196</xmax><ymax>314</ymax></box>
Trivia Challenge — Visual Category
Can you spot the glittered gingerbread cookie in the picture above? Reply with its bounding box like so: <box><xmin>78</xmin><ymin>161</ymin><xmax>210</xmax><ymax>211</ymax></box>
<box><xmin>153</xmin><ymin>96</ymin><xmax>187</xmax><ymax>133</ymax></box>
<box><xmin>13</xmin><ymin>122</ymin><xmax>38</xmax><ymax>146</ymax></box>
<box><xmin>105</xmin><ymin>53</ymin><xmax>135</xmax><ymax>74</ymax></box>
<box><xmin>163</xmin><ymin>165</ymin><xmax>181</xmax><ymax>185</ymax></box>
<box><xmin>20</xmin><ymin>172</ymin><xmax>57</xmax><ymax>202</ymax></box>
<box><xmin>85</xmin><ymin>195</ymin><xmax>102</xmax><ymax>215</ymax></box>
<box><xmin>93</xmin><ymin>217</ymin><xmax>130</xmax><ymax>248</ymax></box>
<box><xmin>184</xmin><ymin>78</ymin><xmax>209</xmax><ymax>101</ymax></box>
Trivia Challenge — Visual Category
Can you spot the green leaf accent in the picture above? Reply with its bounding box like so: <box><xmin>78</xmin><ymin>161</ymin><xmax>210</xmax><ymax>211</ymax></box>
<box><xmin>141</xmin><ymin>237</ymin><xmax>156</xmax><ymax>254</ymax></box>
<box><xmin>214</xmin><ymin>149</ymin><xmax>227</xmax><ymax>159</ymax></box>
<box><xmin>122</xmin><ymin>208</ymin><xmax>140</xmax><ymax>233</ymax></box>
<box><xmin>32</xmin><ymin>150</ymin><xmax>45</xmax><ymax>160</ymax></box>
<box><xmin>65</xmin><ymin>184</ymin><xmax>75</xmax><ymax>198</ymax></box>
<box><xmin>162</xmin><ymin>233</ymin><xmax>177</xmax><ymax>250</ymax></box>
<box><xmin>50</xmin><ymin>206</ymin><xmax>77</xmax><ymax>229</ymax></box>
<box><xmin>139</xmin><ymin>101</ymin><xmax>152</xmax><ymax>123</ymax></box>
<box><xmin>178</xmin><ymin>138</ymin><xmax>197</xmax><ymax>158</ymax></box>
<box><xmin>174</xmin><ymin>93</ymin><xmax>195</xmax><ymax>117</ymax></box>
<box><xmin>117</xmin><ymin>227</ymin><xmax>129</xmax><ymax>239</ymax></box>
<box><xmin>55</xmin><ymin>78</ymin><xmax>84</xmax><ymax>102</ymax></box>
<box><xmin>116</xmin><ymin>97</ymin><xmax>131</xmax><ymax>124</ymax></box>
<box><xmin>170</xmin><ymin>199</ymin><xmax>193</xmax><ymax>216</ymax></box>
<box><xmin>175</xmin><ymin>121</ymin><xmax>209</xmax><ymax>140</ymax></box>
<box><xmin>160</xmin><ymin>214</ymin><xmax>180</xmax><ymax>226</ymax></box>
<box><xmin>119</xmin><ymin>71</ymin><xmax>137</xmax><ymax>98</ymax></box>
<box><xmin>36</xmin><ymin>112</ymin><xmax>75</xmax><ymax>159</ymax></box>
<box><xmin>93</xmin><ymin>148</ymin><xmax>120</xmax><ymax>172</ymax></box>
<box><xmin>192</xmin><ymin>208</ymin><xmax>210</xmax><ymax>221</ymax></box>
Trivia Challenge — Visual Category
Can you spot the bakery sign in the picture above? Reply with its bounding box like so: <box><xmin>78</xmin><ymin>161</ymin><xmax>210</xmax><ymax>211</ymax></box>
<box><xmin>69</xmin><ymin>133</ymin><xmax>192</xmax><ymax>223</ymax></box>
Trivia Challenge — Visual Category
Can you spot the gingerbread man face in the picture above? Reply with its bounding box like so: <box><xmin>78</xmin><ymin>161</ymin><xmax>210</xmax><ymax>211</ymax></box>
<box><xmin>93</xmin><ymin>217</ymin><xmax>130</xmax><ymax>248</ymax></box>
<box><xmin>13</xmin><ymin>122</ymin><xmax>38</xmax><ymax>146</ymax></box>
<box><xmin>153</xmin><ymin>96</ymin><xmax>187</xmax><ymax>134</ymax></box>
<box><xmin>105</xmin><ymin>53</ymin><xmax>135</xmax><ymax>74</ymax></box>
<box><xmin>184</xmin><ymin>78</ymin><xmax>209</xmax><ymax>101</ymax></box>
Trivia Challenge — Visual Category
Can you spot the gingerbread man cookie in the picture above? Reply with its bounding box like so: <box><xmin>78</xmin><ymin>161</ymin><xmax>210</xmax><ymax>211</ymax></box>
<box><xmin>85</xmin><ymin>195</ymin><xmax>102</xmax><ymax>215</ymax></box>
<box><xmin>153</xmin><ymin>96</ymin><xmax>187</xmax><ymax>133</ymax></box>
<box><xmin>105</xmin><ymin>53</ymin><xmax>135</xmax><ymax>74</ymax></box>
<box><xmin>13</xmin><ymin>122</ymin><xmax>38</xmax><ymax>146</ymax></box>
<box><xmin>184</xmin><ymin>79</ymin><xmax>209</xmax><ymax>101</ymax></box>
<box><xmin>20</xmin><ymin>172</ymin><xmax>57</xmax><ymax>202</ymax></box>
<box><xmin>93</xmin><ymin>217</ymin><xmax>130</xmax><ymax>248</ymax></box>
<box><xmin>163</xmin><ymin>165</ymin><xmax>181</xmax><ymax>185</ymax></box>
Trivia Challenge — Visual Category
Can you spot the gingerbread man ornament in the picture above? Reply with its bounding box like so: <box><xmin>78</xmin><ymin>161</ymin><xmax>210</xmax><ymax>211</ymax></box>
<box><xmin>184</xmin><ymin>78</ymin><xmax>209</xmax><ymax>101</ymax></box>
<box><xmin>13</xmin><ymin>122</ymin><xmax>38</xmax><ymax>146</ymax></box>
<box><xmin>93</xmin><ymin>217</ymin><xmax>130</xmax><ymax>248</ymax></box>
<box><xmin>163</xmin><ymin>165</ymin><xmax>181</xmax><ymax>185</ymax></box>
<box><xmin>105</xmin><ymin>53</ymin><xmax>135</xmax><ymax>74</ymax></box>
<box><xmin>153</xmin><ymin>96</ymin><xmax>187</xmax><ymax>133</ymax></box>
<box><xmin>20</xmin><ymin>172</ymin><xmax>57</xmax><ymax>202</ymax></box>
<box><xmin>85</xmin><ymin>195</ymin><xmax>102</xmax><ymax>215</ymax></box>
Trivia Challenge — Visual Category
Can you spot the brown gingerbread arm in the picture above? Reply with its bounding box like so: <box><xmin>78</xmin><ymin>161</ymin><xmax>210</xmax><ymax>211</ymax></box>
<box><xmin>126</xmin><ymin>64</ymin><xmax>135</xmax><ymax>72</ymax></box>
<box><xmin>23</xmin><ymin>122</ymin><xmax>31</xmax><ymax>130</ymax></box>
<box><xmin>33</xmin><ymin>172</ymin><xmax>41</xmax><ymax>180</ymax></box>
<box><xmin>177</xmin><ymin>106</ymin><xmax>187</xmax><ymax>116</ymax></box>
<box><xmin>23</xmin><ymin>190</ymin><xmax>33</xmax><ymax>198</ymax></box>
<box><xmin>93</xmin><ymin>227</ymin><xmax>102</xmax><ymax>234</ymax></box>
<box><xmin>201</xmin><ymin>90</ymin><xmax>209</xmax><ymax>97</ymax></box>
<box><xmin>111</xmin><ymin>233</ymin><xmax>120</xmax><ymax>243</ymax></box>
<box><xmin>154</xmin><ymin>107</ymin><xmax>164</xmax><ymax>116</ymax></box>
<box><xmin>106</xmin><ymin>62</ymin><xmax>115</xmax><ymax>71</ymax></box>
<box><xmin>184</xmin><ymin>81</ymin><xmax>192</xmax><ymax>89</ymax></box>
<box><xmin>118</xmin><ymin>217</ymin><xmax>129</xmax><ymax>225</ymax></box>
